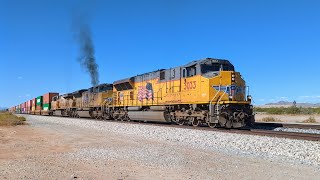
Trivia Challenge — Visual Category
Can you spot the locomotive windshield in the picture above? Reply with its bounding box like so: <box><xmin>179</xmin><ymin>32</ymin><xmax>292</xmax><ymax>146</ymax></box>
<box><xmin>201</xmin><ymin>63</ymin><xmax>234</xmax><ymax>74</ymax></box>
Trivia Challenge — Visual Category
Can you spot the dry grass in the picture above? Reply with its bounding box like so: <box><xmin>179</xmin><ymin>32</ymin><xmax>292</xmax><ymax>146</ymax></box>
<box><xmin>261</xmin><ymin>116</ymin><xmax>281</xmax><ymax>122</ymax></box>
<box><xmin>302</xmin><ymin>116</ymin><xmax>317</xmax><ymax>123</ymax></box>
<box><xmin>0</xmin><ymin>112</ymin><xmax>26</xmax><ymax>126</ymax></box>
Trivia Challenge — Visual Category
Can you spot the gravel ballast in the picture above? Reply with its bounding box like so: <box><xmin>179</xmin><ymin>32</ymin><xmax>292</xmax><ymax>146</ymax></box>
<box><xmin>23</xmin><ymin>115</ymin><xmax>320</xmax><ymax>168</ymax></box>
<box><xmin>273</xmin><ymin>127</ymin><xmax>320</xmax><ymax>134</ymax></box>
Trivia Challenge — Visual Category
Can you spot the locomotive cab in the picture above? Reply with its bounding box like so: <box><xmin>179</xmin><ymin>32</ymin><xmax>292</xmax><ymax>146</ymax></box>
<box><xmin>196</xmin><ymin>58</ymin><xmax>254</xmax><ymax>128</ymax></box>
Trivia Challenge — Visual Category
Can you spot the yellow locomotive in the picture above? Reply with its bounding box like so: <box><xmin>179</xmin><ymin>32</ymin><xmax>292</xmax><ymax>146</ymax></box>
<box><xmin>51</xmin><ymin>84</ymin><xmax>113</xmax><ymax>118</ymax></box>
<box><xmin>109</xmin><ymin>58</ymin><xmax>254</xmax><ymax>128</ymax></box>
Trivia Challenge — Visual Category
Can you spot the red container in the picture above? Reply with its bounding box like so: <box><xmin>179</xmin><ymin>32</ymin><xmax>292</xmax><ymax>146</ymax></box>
<box><xmin>43</xmin><ymin>92</ymin><xmax>59</xmax><ymax>104</ymax></box>
<box><xmin>32</xmin><ymin>98</ymin><xmax>36</xmax><ymax>106</ymax></box>
<box><xmin>36</xmin><ymin>105</ymin><xmax>42</xmax><ymax>110</ymax></box>
<box><xmin>28</xmin><ymin>100</ymin><xmax>32</xmax><ymax>110</ymax></box>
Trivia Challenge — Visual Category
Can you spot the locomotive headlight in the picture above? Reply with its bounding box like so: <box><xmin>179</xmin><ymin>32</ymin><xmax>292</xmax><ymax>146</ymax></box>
<box><xmin>231</xmin><ymin>73</ymin><xmax>235</xmax><ymax>82</ymax></box>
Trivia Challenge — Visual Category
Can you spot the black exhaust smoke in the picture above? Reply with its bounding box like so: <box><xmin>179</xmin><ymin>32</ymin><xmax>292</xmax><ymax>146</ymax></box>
<box><xmin>73</xmin><ymin>16</ymin><xmax>99</xmax><ymax>87</ymax></box>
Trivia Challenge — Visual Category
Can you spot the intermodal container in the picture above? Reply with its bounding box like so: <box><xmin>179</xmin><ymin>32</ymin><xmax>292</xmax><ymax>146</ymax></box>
<box><xmin>42</xmin><ymin>103</ymin><xmax>51</xmax><ymax>111</ymax></box>
<box><xmin>32</xmin><ymin>98</ymin><xmax>36</xmax><ymax>107</ymax></box>
<box><xmin>31</xmin><ymin>98</ymin><xmax>36</xmax><ymax>114</ymax></box>
<box><xmin>20</xmin><ymin>103</ymin><xmax>23</xmax><ymax>113</ymax></box>
<box><xmin>29</xmin><ymin>100</ymin><xmax>33</xmax><ymax>113</ymax></box>
<box><xmin>43</xmin><ymin>93</ymin><xmax>59</xmax><ymax>105</ymax></box>
<box><xmin>27</xmin><ymin>100</ymin><xmax>32</xmax><ymax>113</ymax></box>
<box><xmin>36</xmin><ymin>96</ymin><xmax>43</xmax><ymax>110</ymax></box>
<box><xmin>23</xmin><ymin>102</ymin><xmax>27</xmax><ymax>113</ymax></box>
<box><xmin>16</xmin><ymin>105</ymin><xmax>20</xmax><ymax>113</ymax></box>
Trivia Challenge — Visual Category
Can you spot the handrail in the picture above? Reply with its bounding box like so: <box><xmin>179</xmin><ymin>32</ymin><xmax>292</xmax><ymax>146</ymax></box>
<box><xmin>209</xmin><ymin>85</ymin><xmax>221</xmax><ymax>107</ymax></box>
<box><xmin>209</xmin><ymin>85</ymin><xmax>230</xmax><ymax>116</ymax></box>
<box><xmin>217</xmin><ymin>86</ymin><xmax>229</xmax><ymax>104</ymax></box>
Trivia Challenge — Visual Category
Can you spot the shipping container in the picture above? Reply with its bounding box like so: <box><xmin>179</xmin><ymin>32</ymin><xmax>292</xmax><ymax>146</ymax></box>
<box><xmin>16</xmin><ymin>105</ymin><xmax>20</xmax><ymax>113</ymax></box>
<box><xmin>23</xmin><ymin>102</ymin><xmax>27</xmax><ymax>113</ymax></box>
<box><xmin>29</xmin><ymin>100</ymin><xmax>32</xmax><ymax>113</ymax></box>
<box><xmin>30</xmin><ymin>98</ymin><xmax>36</xmax><ymax>114</ymax></box>
<box><xmin>32</xmin><ymin>98</ymin><xmax>36</xmax><ymax>107</ymax></box>
<box><xmin>36</xmin><ymin>96</ymin><xmax>43</xmax><ymax>110</ymax></box>
<box><xmin>27</xmin><ymin>100</ymin><xmax>32</xmax><ymax>114</ymax></box>
<box><xmin>43</xmin><ymin>93</ymin><xmax>59</xmax><ymax>104</ymax></box>
<box><xmin>36</xmin><ymin>96</ymin><xmax>43</xmax><ymax>106</ymax></box>
<box><xmin>42</xmin><ymin>103</ymin><xmax>51</xmax><ymax>111</ymax></box>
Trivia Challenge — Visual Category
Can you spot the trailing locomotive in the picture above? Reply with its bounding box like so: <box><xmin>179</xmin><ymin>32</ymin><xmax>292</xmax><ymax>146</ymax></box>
<box><xmin>9</xmin><ymin>58</ymin><xmax>254</xmax><ymax>128</ymax></box>
<box><xmin>50</xmin><ymin>83</ymin><xmax>113</xmax><ymax>118</ymax></box>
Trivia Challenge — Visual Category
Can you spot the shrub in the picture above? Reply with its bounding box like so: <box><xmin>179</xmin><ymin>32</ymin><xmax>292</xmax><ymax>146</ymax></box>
<box><xmin>255</xmin><ymin>107</ymin><xmax>320</xmax><ymax>115</ymax></box>
<box><xmin>261</xmin><ymin>116</ymin><xmax>281</xmax><ymax>122</ymax></box>
<box><xmin>302</xmin><ymin>116</ymin><xmax>317</xmax><ymax>123</ymax></box>
<box><xmin>0</xmin><ymin>112</ymin><xmax>26</xmax><ymax>126</ymax></box>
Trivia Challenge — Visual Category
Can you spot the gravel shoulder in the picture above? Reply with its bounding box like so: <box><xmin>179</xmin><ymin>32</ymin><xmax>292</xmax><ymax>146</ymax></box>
<box><xmin>1</xmin><ymin>115</ymin><xmax>320</xmax><ymax>180</ymax></box>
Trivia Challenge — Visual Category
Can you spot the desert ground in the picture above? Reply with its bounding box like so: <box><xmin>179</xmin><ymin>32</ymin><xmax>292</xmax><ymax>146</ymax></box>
<box><xmin>1</xmin><ymin>115</ymin><xmax>320</xmax><ymax>180</ymax></box>
<box><xmin>255</xmin><ymin>113</ymin><xmax>320</xmax><ymax>123</ymax></box>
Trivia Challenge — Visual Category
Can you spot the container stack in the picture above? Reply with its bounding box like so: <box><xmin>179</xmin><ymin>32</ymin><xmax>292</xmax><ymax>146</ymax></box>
<box><xmin>20</xmin><ymin>103</ymin><xmax>24</xmax><ymax>114</ymax></box>
<box><xmin>23</xmin><ymin>102</ymin><xmax>27</xmax><ymax>114</ymax></box>
<box><xmin>16</xmin><ymin>105</ymin><xmax>20</xmax><ymax>114</ymax></box>
<box><xmin>42</xmin><ymin>93</ymin><xmax>59</xmax><ymax>115</ymax></box>
<box><xmin>27</xmin><ymin>100</ymin><xmax>32</xmax><ymax>114</ymax></box>
<box><xmin>35</xmin><ymin>96</ymin><xmax>43</xmax><ymax>115</ymax></box>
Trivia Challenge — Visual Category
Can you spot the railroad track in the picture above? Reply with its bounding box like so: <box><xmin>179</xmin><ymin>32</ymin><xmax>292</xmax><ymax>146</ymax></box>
<box><xmin>255</xmin><ymin>122</ymin><xmax>320</xmax><ymax>130</ymax></box>
<box><xmin>217</xmin><ymin>129</ymin><xmax>320</xmax><ymax>141</ymax></box>
<box><xmin>21</xmin><ymin>114</ymin><xmax>320</xmax><ymax>142</ymax></box>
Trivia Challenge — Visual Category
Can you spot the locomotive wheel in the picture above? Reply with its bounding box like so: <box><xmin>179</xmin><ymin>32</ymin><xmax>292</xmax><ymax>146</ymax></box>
<box><xmin>207</xmin><ymin>122</ymin><xmax>217</xmax><ymax>128</ymax></box>
<box><xmin>218</xmin><ymin>115</ymin><xmax>228</xmax><ymax>127</ymax></box>
<box><xmin>191</xmin><ymin>118</ymin><xmax>200</xmax><ymax>127</ymax></box>
<box><xmin>232</xmin><ymin>122</ymin><xmax>243</xmax><ymax>128</ymax></box>
<box><xmin>177</xmin><ymin>119</ymin><xmax>184</xmax><ymax>126</ymax></box>
<box><xmin>225</xmin><ymin>120</ymin><xmax>232</xmax><ymax>129</ymax></box>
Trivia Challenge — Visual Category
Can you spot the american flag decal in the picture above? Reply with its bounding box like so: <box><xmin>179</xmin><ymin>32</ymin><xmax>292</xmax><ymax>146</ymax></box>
<box><xmin>138</xmin><ymin>83</ymin><xmax>153</xmax><ymax>102</ymax></box>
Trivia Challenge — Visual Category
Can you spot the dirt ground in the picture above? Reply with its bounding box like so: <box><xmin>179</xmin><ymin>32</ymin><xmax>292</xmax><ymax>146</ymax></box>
<box><xmin>1</xmin><ymin>119</ymin><xmax>320</xmax><ymax>180</ymax></box>
<box><xmin>255</xmin><ymin>113</ymin><xmax>320</xmax><ymax>123</ymax></box>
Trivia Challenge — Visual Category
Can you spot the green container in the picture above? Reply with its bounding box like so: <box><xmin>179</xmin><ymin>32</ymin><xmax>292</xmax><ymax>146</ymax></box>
<box><xmin>42</xmin><ymin>103</ymin><xmax>51</xmax><ymax>111</ymax></box>
<box><xmin>36</xmin><ymin>96</ymin><xmax>43</xmax><ymax>106</ymax></box>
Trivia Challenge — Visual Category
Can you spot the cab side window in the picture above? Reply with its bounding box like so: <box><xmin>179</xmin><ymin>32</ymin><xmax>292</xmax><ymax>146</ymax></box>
<box><xmin>160</xmin><ymin>71</ymin><xmax>165</xmax><ymax>80</ymax></box>
<box><xmin>186</xmin><ymin>65</ymin><xmax>197</xmax><ymax>77</ymax></box>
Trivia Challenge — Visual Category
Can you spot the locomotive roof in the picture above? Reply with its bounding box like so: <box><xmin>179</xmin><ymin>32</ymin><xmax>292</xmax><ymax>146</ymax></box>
<box><xmin>87</xmin><ymin>83</ymin><xmax>113</xmax><ymax>89</ymax></box>
<box><xmin>183</xmin><ymin>58</ymin><xmax>231</xmax><ymax>67</ymax></box>
<box><xmin>114</xmin><ymin>58</ymin><xmax>232</xmax><ymax>85</ymax></box>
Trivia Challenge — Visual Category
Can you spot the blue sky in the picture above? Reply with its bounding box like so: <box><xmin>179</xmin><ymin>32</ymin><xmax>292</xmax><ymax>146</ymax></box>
<box><xmin>1</xmin><ymin>0</ymin><xmax>320</xmax><ymax>108</ymax></box>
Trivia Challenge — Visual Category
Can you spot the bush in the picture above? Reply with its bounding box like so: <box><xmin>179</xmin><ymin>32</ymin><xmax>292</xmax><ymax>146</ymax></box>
<box><xmin>0</xmin><ymin>112</ymin><xmax>26</xmax><ymax>126</ymax></box>
<box><xmin>261</xmin><ymin>116</ymin><xmax>281</xmax><ymax>122</ymax></box>
<box><xmin>302</xmin><ymin>116</ymin><xmax>317</xmax><ymax>123</ymax></box>
<box><xmin>255</xmin><ymin>107</ymin><xmax>320</xmax><ymax>115</ymax></box>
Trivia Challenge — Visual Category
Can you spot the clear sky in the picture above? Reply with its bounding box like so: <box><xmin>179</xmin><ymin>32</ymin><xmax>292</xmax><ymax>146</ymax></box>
<box><xmin>1</xmin><ymin>0</ymin><xmax>320</xmax><ymax>108</ymax></box>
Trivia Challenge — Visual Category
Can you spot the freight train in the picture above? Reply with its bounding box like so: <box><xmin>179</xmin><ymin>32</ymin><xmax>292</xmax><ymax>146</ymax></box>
<box><xmin>9</xmin><ymin>58</ymin><xmax>254</xmax><ymax>128</ymax></box>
